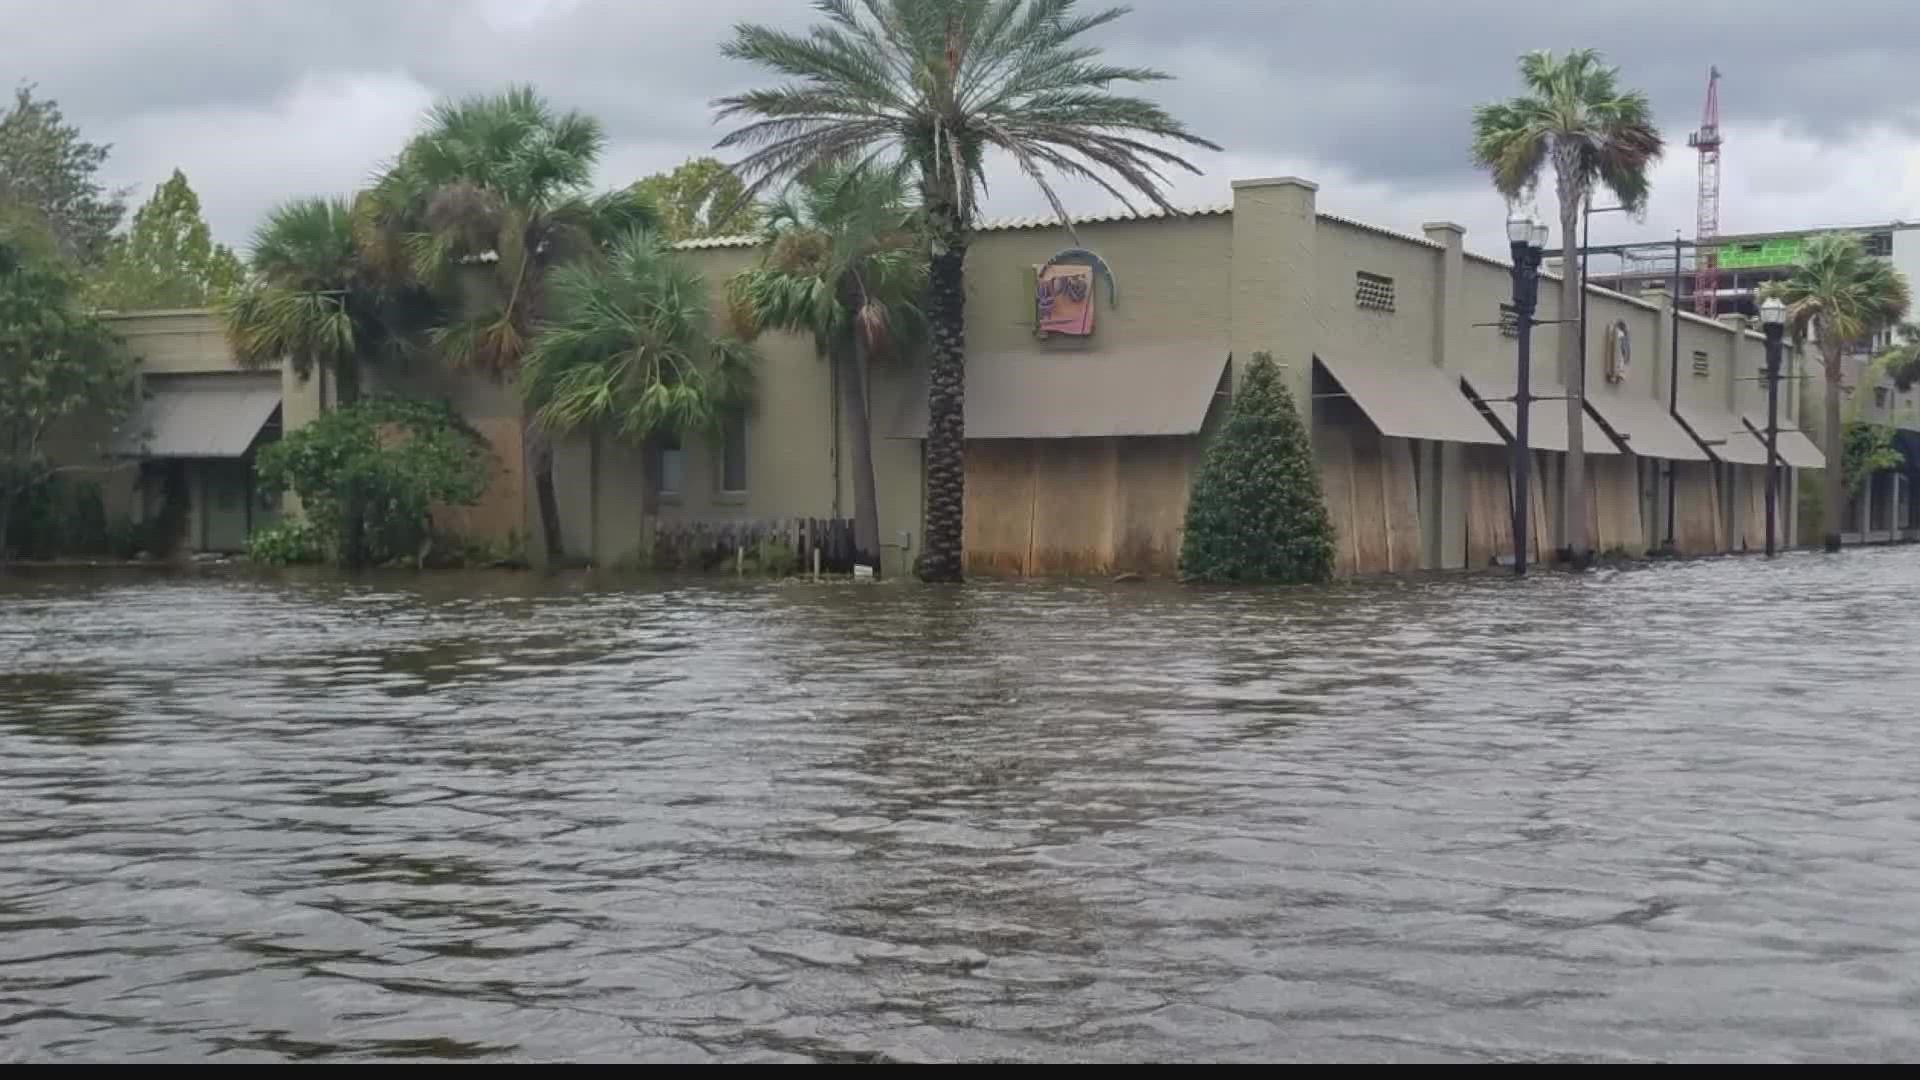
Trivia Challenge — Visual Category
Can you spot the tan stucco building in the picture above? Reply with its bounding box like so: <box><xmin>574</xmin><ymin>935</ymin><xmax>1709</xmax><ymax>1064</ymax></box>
<box><xmin>77</xmin><ymin>173</ymin><xmax>1828</xmax><ymax>574</ymax></box>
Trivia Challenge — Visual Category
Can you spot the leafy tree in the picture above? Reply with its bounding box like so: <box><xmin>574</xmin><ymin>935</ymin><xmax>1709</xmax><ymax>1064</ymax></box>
<box><xmin>733</xmin><ymin>164</ymin><xmax>923</xmax><ymax>569</ymax></box>
<box><xmin>717</xmin><ymin>0</ymin><xmax>1217</xmax><ymax>581</ymax></box>
<box><xmin>1471</xmin><ymin>49</ymin><xmax>1664</xmax><ymax>564</ymax></box>
<box><xmin>89</xmin><ymin>169</ymin><xmax>244</xmax><ymax>310</ymax></box>
<box><xmin>1841</xmin><ymin>421</ymin><xmax>1902</xmax><ymax>498</ymax></box>
<box><xmin>520</xmin><ymin>229</ymin><xmax>754</xmax><ymax>450</ymax></box>
<box><xmin>360</xmin><ymin>85</ymin><xmax>658</xmax><ymax>562</ymax></box>
<box><xmin>1</xmin><ymin>217</ymin><xmax>135</xmax><ymax>554</ymax></box>
<box><xmin>1179</xmin><ymin>352</ymin><xmax>1334</xmax><ymax>584</ymax></box>
<box><xmin>1875</xmin><ymin>322</ymin><xmax>1920</xmax><ymax>391</ymax></box>
<box><xmin>631</xmin><ymin>157</ymin><xmax>757</xmax><ymax>241</ymax></box>
<box><xmin>254</xmin><ymin>397</ymin><xmax>493</xmax><ymax>567</ymax></box>
<box><xmin>1761</xmin><ymin>232</ymin><xmax>1912</xmax><ymax>550</ymax></box>
<box><xmin>0</xmin><ymin>84</ymin><xmax>126</xmax><ymax>265</ymax></box>
<box><xmin>219</xmin><ymin>196</ymin><xmax>427</xmax><ymax>403</ymax></box>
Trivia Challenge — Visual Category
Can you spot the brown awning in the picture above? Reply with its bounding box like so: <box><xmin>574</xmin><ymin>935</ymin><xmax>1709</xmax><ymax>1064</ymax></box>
<box><xmin>1315</xmin><ymin>354</ymin><xmax>1504</xmax><ymax>445</ymax></box>
<box><xmin>886</xmin><ymin>342</ymin><xmax>1229</xmax><ymax>439</ymax></box>
<box><xmin>1674</xmin><ymin>404</ymin><xmax>1768</xmax><ymax>465</ymax></box>
<box><xmin>1741</xmin><ymin>414</ymin><xmax>1826</xmax><ymax>469</ymax></box>
<box><xmin>1460</xmin><ymin>372</ymin><xmax>1622</xmax><ymax>454</ymax></box>
<box><xmin>112</xmin><ymin>374</ymin><xmax>281</xmax><ymax>458</ymax></box>
<box><xmin>1583</xmin><ymin>389</ymin><xmax>1709</xmax><ymax>461</ymax></box>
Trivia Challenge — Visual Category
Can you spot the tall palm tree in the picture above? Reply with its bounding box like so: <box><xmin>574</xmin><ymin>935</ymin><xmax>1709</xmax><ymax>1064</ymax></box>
<box><xmin>1761</xmin><ymin>232</ymin><xmax>1912</xmax><ymax>551</ymax></box>
<box><xmin>1471</xmin><ymin>48</ymin><xmax>1663</xmax><ymax>566</ymax></box>
<box><xmin>219</xmin><ymin>196</ymin><xmax>427</xmax><ymax>403</ymax></box>
<box><xmin>362</xmin><ymin>86</ymin><xmax>655</xmax><ymax>562</ymax></box>
<box><xmin>520</xmin><ymin>229</ymin><xmax>755</xmax><ymax>462</ymax></box>
<box><xmin>733</xmin><ymin>164</ymin><xmax>925</xmax><ymax>571</ymax></box>
<box><xmin>715</xmin><ymin>0</ymin><xmax>1216</xmax><ymax>582</ymax></box>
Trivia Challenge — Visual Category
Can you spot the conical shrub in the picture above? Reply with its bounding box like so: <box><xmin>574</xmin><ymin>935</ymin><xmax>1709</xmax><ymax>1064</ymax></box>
<box><xmin>1179</xmin><ymin>351</ymin><xmax>1335</xmax><ymax>583</ymax></box>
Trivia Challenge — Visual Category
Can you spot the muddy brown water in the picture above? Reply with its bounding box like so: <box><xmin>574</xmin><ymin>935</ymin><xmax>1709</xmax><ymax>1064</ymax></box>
<box><xmin>3</xmin><ymin>551</ymin><xmax>1918</xmax><ymax>1062</ymax></box>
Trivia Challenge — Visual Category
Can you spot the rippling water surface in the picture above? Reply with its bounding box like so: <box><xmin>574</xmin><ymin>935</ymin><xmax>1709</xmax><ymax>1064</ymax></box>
<box><xmin>3</xmin><ymin>551</ymin><xmax>1919</xmax><ymax>1062</ymax></box>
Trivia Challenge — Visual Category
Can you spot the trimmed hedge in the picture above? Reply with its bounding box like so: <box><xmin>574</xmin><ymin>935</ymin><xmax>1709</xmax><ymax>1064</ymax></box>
<box><xmin>1179</xmin><ymin>351</ymin><xmax>1335</xmax><ymax>584</ymax></box>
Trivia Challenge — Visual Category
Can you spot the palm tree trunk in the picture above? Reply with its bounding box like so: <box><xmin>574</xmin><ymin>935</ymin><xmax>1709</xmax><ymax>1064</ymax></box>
<box><xmin>1823</xmin><ymin>344</ymin><xmax>1845</xmax><ymax>551</ymax></box>
<box><xmin>838</xmin><ymin>331</ymin><xmax>881</xmax><ymax>573</ymax></box>
<box><xmin>529</xmin><ymin>419</ymin><xmax>565</xmax><ymax>565</ymax></box>
<box><xmin>918</xmin><ymin>211</ymin><xmax>967</xmax><ymax>583</ymax></box>
<box><xmin>1555</xmin><ymin>155</ymin><xmax>1588</xmax><ymax>565</ymax></box>
<box><xmin>334</xmin><ymin>361</ymin><xmax>368</xmax><ymax>566</ymax></box>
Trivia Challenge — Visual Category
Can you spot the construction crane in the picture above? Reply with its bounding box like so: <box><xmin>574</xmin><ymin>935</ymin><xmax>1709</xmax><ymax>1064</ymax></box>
<box><xmin>1688</xmin><ymin>66</ymin><xmax>1723</xmax><ymax>316</ymax></box>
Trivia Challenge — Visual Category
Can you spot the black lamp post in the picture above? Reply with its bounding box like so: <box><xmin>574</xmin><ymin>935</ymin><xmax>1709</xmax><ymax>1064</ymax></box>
<box><xmin>1507</xmin><ymin>215</ymin><xmax>1550</xmax><ymax>577</ymax></box>
<box><xmin>1760</xmin><ymin>295</ymin><xmax>1787</xmax><ymax>557</ymax></box>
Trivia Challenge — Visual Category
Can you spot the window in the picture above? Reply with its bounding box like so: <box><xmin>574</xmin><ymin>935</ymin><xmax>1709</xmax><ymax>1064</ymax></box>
<box><xmin>719</xmin><ymin>416</ymin><xmax>748</xmax><ymax>494</ymax></box>
<box><xmin>655</xmin><ymin>433</ymin><xmax>684</xmax><ymax>497</ymax></box>
<box><xmin>1874</xmin><ymin>387</ymin><xmax>1890</xmax><ymax>409</ymax></box>
<box><xmin>1863</xmin><ymin>232</ymin><xmax>1893</xmax><ymax>257</ymax></box>
<box><xmin>1354</xmin><ymin>271</ymin><xmax>1395</xmax><ymax>312</ymax></box>
<box><xmin>1691</xmin><ymin>350</ymin><xmax>1711</xmax><ymax>377</ymax></box>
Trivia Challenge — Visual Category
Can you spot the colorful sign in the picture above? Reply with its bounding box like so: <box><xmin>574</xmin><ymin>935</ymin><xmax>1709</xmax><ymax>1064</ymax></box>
<box><xmin>1036</xmin><ymin>263</ymin><xmax>1095</xmax><ymax>336</ymax></box>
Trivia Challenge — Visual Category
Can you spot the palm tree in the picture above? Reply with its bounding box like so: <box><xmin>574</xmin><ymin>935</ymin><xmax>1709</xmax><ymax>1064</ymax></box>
<box><xmin>1471</xmin><ymin>49</ymin><xmax>1663</xmax><ymax>566</ymax></box>
<box><xmin>1761</xmin><ymin>232</ymin><xmax>1912</xmax><ymax>551</ymax></box>
<box><xmin>715</xmin><ymin>0</ymin><xmax>1217</xmax><ymax>581</ymax></box>
<box><xmin>519</xmin><ymin>229</ymin><xmax>755</xmax><ymax>468</ymax></box>
<box><xmin>362</xmin><ymin>85</ymin><xmax>655</xmax><ymax>562</ymax></box>
<box><xmin>219</xmin><ymin>196</ymin><xmax>426</xmax><ymax>403</ymax></box>
<box><xmin>733</xmin><ymin>164</ymin><xmax>925</xmax><ymax>571</ymax></box>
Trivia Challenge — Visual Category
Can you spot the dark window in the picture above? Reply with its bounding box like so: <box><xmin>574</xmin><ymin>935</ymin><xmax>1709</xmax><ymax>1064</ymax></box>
<box><xmin>719</xmin><ymin>416</ymin><xmax>748</xmax><ymax>494</ymax></box>
<box><xmin>1863</xmin><ymin>232</ymin><xmax>1893</xmax><ymax>257</ymax></box>
<box><xmin>1355</xmin><ymin>271</ymin><xmax>1395</xmax><ymax>312</ymax></box>
<box><xmin>1874</xmin><ymin>387</ymin><xmax>1890</xmax><ymax>409</ymax></box>
<box><xmin>1692</xmin><ymin>350</ymin><xmax>1711</xmax><ymax>377</ymax></box>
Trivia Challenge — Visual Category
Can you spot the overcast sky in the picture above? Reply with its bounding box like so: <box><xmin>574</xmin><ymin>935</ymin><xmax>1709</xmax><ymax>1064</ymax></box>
<box><xmin>9</xmin><ymin>0</ymin><xmax>1917</xmax><ymax>261</ymax></box>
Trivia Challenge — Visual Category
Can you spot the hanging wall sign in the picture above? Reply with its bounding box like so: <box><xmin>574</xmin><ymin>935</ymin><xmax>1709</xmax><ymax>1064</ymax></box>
<box><xmin>1034</xmin><ymin>247</ymin><xmax>1117</xmax><ymax>339</ymax></box>
<box><xmin>1604</xmin><ymin>319</ymin><xmax>1632</xmax><ymax>383</ymax></box>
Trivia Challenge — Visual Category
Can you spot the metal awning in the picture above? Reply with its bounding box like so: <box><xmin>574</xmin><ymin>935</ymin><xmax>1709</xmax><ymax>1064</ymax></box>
<box><xmin>1584</xmin><ymin>390</ymin><xmax>1709</xmax><ymax>461</ymax></box>
<box><xmin>113</xmin><ymin>374</ymin><xmax>281</xmax><ymax>458</ymax></box>
<box><xmin>1673</xmin><ymin>404</ymin><xmax>1768</xmax><ymax>465</ymax></box>
<box><xmin>1315</xmin><ymin>354</ymin><xmax>1504</xmax><ymax>445</ymax></box>
<box><xmin>1459</xmin><ymin>372</ymin><xmax>1622</xmax><ymax>454</ymax></box>
<box><xmin>1740</xmin><ymin>414</ymin><xmax>1826</xmax><ymax>469</ymax></box>
<box><xmin>887</xmin><ymin>342</ymin><xmax>1229</xmax><ymax>439</ymax></box>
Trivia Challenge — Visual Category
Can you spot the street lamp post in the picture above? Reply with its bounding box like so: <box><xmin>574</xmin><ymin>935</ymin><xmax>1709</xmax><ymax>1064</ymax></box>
<box><xmin>1761</xmin><ymin>296</ymin><xmax>1788</xmax><ymax>557</ymax></box>
<box><xmin>1508</xmin><ymin>216</ymin><xmax>1550</xmax><ymax>576</ymax></box>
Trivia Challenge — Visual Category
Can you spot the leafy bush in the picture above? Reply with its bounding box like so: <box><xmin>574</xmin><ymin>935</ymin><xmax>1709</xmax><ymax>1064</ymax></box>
<box><xmin>3</xmin><ymin>476</ymin><xmax>111</xmax><ymax>557</ymax></box>
<box><xmin>246</xmin><ymin>517</ymin><xmax>323</xmax><ymax>565</ymax></box>
<box><xmin>1179</xmin><ymin>351</ymin><xmax>1335</xmax><ymax>584</ymax></box>
<box><xmin>254</xmin><ymin>397</ymin><xmax>493</xmax><ymax>567</ymax></box>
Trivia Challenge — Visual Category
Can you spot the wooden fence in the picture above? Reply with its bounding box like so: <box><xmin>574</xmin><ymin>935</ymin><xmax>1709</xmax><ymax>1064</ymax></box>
<box><xmin>650</xmin><ymin>517</ymin><xmax>861</xmax><ymax>574</ymax></box>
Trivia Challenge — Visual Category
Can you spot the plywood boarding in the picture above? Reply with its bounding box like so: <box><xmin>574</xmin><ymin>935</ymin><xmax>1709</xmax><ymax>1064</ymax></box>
<box><xmin>1461</xmin><ymin>444</ymin><xmax>1549</xmax><ymax>568</ymax></box>
<box><xmin>1028</xmin><ymin>437</ymin><xmax>1117</xmax><ymax>574</ymax></box>
<box><xmin>964</xmin><ymin>435</ymin><xmax>1197</xmax><ymax>576</ymax></box>
<box><xmin>1670</xmin><ymin>461</ymin><xmax>1724</xmax><ymax>553</ymax></box>
<box><xmin>1112</xmin><ymin>437</ymin><xmax>1196</xmax><ymax>572</ymax></box>
<box><xmin>1315</xmin><ymin>417</ymin><xmax>1359</xmax><ymax>576</ymax></box>
<box><xmin>433</xmin><ymin>416</ymin><xmax>527</xmax><ymax>546</ymax></box>
<box><xmin>962</xmin><ymin>439</ymin><xmax>1038</xmax><ymax>576</ymax></box>
<box><xmin>1734</xmin><ymin>465</ymin><xmax>1768</xmax><ymax>552</ymax></box>
<box><xmin>1590</xmin><ymin>454</ymin><xmax>1646</xmax><ymax>555</ymax></box>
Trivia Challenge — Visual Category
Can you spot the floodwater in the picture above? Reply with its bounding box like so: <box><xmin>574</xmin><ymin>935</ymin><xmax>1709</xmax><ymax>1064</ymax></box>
<box><xmin>2</xmin><ymin>551</ymin><xmax>1918</xmax><ymax>1063</ymax></box>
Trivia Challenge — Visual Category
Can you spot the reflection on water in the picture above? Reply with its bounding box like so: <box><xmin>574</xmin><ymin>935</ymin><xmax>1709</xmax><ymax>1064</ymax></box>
<box><xmin>3</xmin><ymin>553</ymin><xmax>1920</xmax><ymax>1062</ymax></box>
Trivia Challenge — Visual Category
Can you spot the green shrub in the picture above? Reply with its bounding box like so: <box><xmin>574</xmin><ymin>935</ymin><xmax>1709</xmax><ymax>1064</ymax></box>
<box><xmin>1842</xmin><ymin>421</ymin><xmax>1901</xmax><ymax>496</ymax></box>
<box><xmin>1179</xmin><ymin>351</ymin><xmax>1335</xmax><ymax>584</ymax></box>
<box><xmin>255</xmin><ymin>397</ymin><xmax>492</xmax><ymax>567</ymax></box>
<box><xmin>247</xmin><ymin>517</ymin><xmax>324</xmax><ymax>565</ymax></box>
<box><xmin>3</xmin><ymin>476</ymin><xmax>110</xmax><ymax>556</ymax></box>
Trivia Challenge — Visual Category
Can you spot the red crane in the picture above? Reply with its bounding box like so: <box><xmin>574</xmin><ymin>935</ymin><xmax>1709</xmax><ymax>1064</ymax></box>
<box><xmin>1688</xmin><ymin>66</ymin><xmax>1723</xmax><ymax>316</ymax></box>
